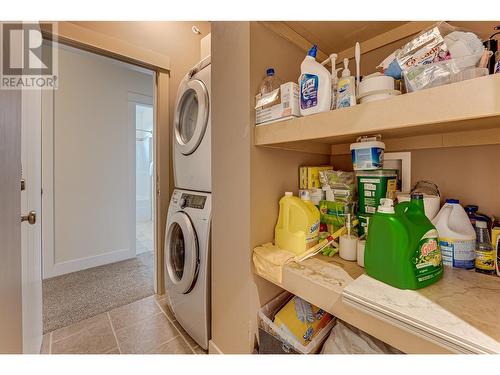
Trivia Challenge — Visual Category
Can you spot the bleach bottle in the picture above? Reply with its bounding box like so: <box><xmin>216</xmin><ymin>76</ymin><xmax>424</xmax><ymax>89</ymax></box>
<box><xmin>432</xmin><ymin>199</ymin><xmax>476</xmax><ymax>269</ymax></box>
<box><xmin>299</xmin><ymin>45</ymin><xmax>332</xmax><ymax>116</ymax></box>
<box><xmin>365</xmin><ymin>194</ymin><xmax>443</xmax><ymax>290</ymax></box>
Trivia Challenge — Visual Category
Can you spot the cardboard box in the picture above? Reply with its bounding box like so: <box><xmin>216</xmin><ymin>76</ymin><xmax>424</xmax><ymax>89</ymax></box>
<box><xmin>255</xmin><ymin>82</ymin><xmax>300</xmax><ymax>125</ymax></box>
<box><xmin>273</xmin><ymin>295</ymin><xmax>332</xmax><ymax>346</ymax></box>
<box><xmin>299</xmin><ymin>166</ymin><xmax>332</xmax><ymax>189</ymax></box>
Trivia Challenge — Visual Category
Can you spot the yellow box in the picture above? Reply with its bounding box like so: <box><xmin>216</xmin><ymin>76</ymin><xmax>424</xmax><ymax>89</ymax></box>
<box><xmin>274</xmin><ymin>296</ymin><xmax>332</xmax><ymax>346</ymax></box>
<box><xmin>299</xmin><ymin>166</ymin><xmax>332</xmax><ymax>189</ymax></box>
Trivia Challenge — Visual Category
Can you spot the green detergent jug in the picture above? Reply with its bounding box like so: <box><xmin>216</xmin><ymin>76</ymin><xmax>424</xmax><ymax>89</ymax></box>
<box><xmin>364</xmin><ymin>194</ymin><xmax>443</xmax><ymax>290</ymax></box>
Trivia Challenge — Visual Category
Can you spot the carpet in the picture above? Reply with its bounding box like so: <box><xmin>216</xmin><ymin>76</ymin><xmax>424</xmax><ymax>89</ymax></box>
<box><xmin>43</xmin><ymin>251</ymin><xmax>155</xmax><ymax>333</ymax></box>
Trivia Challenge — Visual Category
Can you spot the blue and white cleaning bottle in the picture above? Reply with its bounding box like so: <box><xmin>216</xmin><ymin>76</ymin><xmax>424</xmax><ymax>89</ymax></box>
<box><xmin>299</xmin><ymin>45</ymin><xmax>332</xmax><ymax>116</ymax></box>
<box><xmin>336</xmin><ymin>58</ymin><xmax>356</xmax><ymax>109</ymax></box>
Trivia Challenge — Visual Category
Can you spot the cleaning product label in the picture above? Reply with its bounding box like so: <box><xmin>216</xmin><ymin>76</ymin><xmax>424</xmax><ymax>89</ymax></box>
<box><xmin>475</xmin><ymin>249</ymin><xmax>495</xmax><ymax>272</ymax></box>
<box><xmin>300</xmin><ymin>74</ymin><xmax>318</xmax><ymax>110</ymax></box>
<box><xmin>352</xmin><ymin>148</ymin><xmax>384</xmax><ymax>170</ymax></box>
<box><xmin>412</xmin><ymin>229</ymin><xmax>443</xmax><ymax>283</ymax></box>
<box><xmin>306</xmin><ymin>220</ymin><xmax>320</xmax><ymax>249</ymax></box>
<box><xmin>439</xmin><ymin>236</ymin><xmax>475</xmax><ymax>269</ymax></box>
<box><xmin>357</xmin><ymin>176</ymin><xmax>397</xmax><ymax>214</ymax></box>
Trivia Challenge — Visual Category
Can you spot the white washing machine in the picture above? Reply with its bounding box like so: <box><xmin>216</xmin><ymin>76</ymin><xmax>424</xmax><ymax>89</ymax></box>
<box><xmin>173</xmin><ymin>56</ymin><xmax>211</xmax><ymax>192</ymax></box>
<box><xmin>164</xmin><ymin>189</ymin><xmax>211</xmax><ymax>349</ymax></box>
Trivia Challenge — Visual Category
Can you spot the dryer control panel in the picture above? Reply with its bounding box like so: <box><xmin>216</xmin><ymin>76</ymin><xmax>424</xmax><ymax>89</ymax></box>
<box><xmin>180</xmin><ymin>193</ymin><xmax>206</xmax><ymax>209</ymax></box>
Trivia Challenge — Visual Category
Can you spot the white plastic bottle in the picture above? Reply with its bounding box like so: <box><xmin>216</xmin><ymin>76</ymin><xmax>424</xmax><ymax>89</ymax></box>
<box><xmin>432</xmin><ymin>199</ymin><xmax>476</xmax><ymax>269</ymax></box>
<box><xmin>336</xmin><ymin>58</ymin><xmax>356</xmax><ymax>109</ymax></box>
<box><xmin>299</xmin><ymin>45</ymin><xmax>332</xmax><ymax>116</ymax></box>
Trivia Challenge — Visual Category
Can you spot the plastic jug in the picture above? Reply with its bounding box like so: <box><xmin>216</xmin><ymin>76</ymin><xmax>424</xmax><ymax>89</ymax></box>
<box><xmin>299</xmin><ymin>45</ymin><xmax>332</xmax><ymax>116</ymax></box>
<box><xmin>364</xmin><ymin>194</ymin><xmax>443</xmax><ymax>290</ymax></box>
<box><xmin>432</xmin><ymin>199</ymin><xmax>476</xmax><ymax>269</ymax></box>
<box><xmin>275</xmin><ymin>192</ymin><xmax>320</xmax><ymax>256</ymax></box>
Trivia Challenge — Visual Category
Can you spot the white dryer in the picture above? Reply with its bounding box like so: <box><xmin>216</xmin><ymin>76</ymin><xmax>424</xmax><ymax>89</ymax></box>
<box><xmin>173</xmin><ymin>56</ymin><xmax>211</xmax><ymax>192</ymax></box>
<box><xmin>164</xmin><ymin>189</ymin><xmax>211</xmax><ymax>349</ymax></box>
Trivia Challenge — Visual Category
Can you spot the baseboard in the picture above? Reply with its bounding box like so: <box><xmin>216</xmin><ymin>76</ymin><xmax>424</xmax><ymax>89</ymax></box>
<box><xmin>208</xmin><ymin>339</ymin><xmax>224</xmax><ymax>354</ymax></box>
<box><xmin>43</xmin><ymin>248</ymin><xmax>135</xmax><ymax>279</ymax></box>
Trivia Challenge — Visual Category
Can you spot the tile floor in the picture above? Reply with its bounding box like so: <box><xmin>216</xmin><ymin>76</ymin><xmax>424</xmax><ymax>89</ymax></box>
<box><xmin>40</xmin><ymin>294</ymin><xmax>208</xmax><ymax>354</ymax></box>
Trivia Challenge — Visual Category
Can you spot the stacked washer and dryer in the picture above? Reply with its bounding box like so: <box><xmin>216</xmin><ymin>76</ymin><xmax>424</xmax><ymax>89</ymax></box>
<box><xmin>165</xmin><ymin>56</ymin><xmax>211</xmax><ymax>350</ymax></box>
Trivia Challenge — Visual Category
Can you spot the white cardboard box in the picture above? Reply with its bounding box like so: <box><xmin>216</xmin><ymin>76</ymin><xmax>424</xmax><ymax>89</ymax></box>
<box><xmin>255</xmin><ymin>82</ymin><xmax>300</xmax><ymax>126</ymax></box>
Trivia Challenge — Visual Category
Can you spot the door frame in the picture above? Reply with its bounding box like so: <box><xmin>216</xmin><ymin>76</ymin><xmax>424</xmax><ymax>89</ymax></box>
<box><xmin>41</xmin><ymin>22</ymin><xmax>171</xmax><ymax>294</ymax></box>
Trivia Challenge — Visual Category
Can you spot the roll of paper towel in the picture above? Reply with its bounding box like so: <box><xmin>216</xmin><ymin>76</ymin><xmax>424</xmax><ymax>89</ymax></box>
<box><xmin>396</xmin><ymin>193</ymin><xmax>441</xmax><ymax>220</ymax></box>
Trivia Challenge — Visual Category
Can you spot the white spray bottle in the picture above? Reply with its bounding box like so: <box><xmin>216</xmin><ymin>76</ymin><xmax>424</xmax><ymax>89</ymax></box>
<box><xmin>327</xmin><ymin>53</ymin><xmax>342</xmax><ymax>110</ymax></box>
<box><xmin>336</xmin><ymin>58</ymin><xmax>357</xmax><ymax>109</ymax></box>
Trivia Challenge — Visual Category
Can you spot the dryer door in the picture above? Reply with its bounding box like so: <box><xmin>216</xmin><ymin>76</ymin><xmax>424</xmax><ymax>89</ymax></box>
<box><xmin>174</xmin><ymin>78</ymin><xmax>209</xmax><ymax>156</ymax></box>
<box><xmin>165</xmin><ymin>212</ymin><xmax>199</xmax><ymax>294</ymax></box>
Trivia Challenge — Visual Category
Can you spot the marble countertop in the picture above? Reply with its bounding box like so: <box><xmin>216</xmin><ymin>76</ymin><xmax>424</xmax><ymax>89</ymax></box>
<box><xmin>343</xmin><ymin>268</ymin><xmax>500</xmax><ymax>353</ymax></box>
<box><xmin>254</xmin><ymin>250</ymin><xmax>500</xmax><ymax>353</ymax></box>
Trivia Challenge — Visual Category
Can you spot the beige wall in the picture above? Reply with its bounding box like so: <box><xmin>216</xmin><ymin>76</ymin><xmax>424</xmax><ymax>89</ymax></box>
<box><xmin>211</xmin><ymin>22</ymin><xmax>329</xmax><ymax>354</ymax></box>
<box><xmin>332</xmin><ymin>144</ymin><xmax>500</xmax><ymax>218</ymax></box>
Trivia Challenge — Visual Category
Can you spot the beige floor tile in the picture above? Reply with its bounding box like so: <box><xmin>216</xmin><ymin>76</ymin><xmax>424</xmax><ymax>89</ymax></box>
<box><xmin>173</xmin><ymin>321</ymin><xmax>198</xmax><ymax>349</ymax></box>
<box><xmin>40</xmin><ymin>333</ymin><xmax>51</xmax><ymax>354</ymax></box>
<box><xmin>156</xmin><ymin>297</ymin><xmax>176</xmax><ymax>321</ymax></box>
<box><xmin>149</xmin><ymin>336</ymin><xmax>192</xmax><ymax>354</ymax></box>
<box><xmin>51</xmin><ymin>314</ymin><xmax>117</xmax><ymax>354</ymax></box>
<box><xmin>108</xmin><ymin>295</ymin><xmax>161</xmax><ymax>331</ymax></box>
<box><xmin>154</xmin><ymin>293</ymin><xmax>167</xmax><ymax>302</ymax></box>
<box><xmin>52</xmin><ymin>313</ymin><xmax>109</xmax><ymax>343</ymax></box>
<box><xmin>115</xmin><ymin>312</ymin><xmax>178</xmax><ymax>354</ymax></box>
<box><xmin>105</xmin><ymin>347</ymin><xmax>121</xmax><ymax>354</ymax></box>
<box><xmin>193</xmin><ymin>345</ymin><xmax>208</xmax><ymax>355</ymax></box>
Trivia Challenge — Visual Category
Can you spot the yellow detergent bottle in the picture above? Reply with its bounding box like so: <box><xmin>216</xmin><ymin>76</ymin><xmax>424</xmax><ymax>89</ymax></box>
<box><xmin>275</xmin><ymin>192</ymin><xmax>320</xmax><ymax>255</ymax></box>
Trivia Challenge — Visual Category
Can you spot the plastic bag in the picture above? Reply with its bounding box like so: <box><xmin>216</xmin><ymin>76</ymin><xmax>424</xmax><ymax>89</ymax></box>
<box><xmin>319</xmin><ymin>170</ymin><xmax>356</xmax><ymax>204</ymax></box>
<box><xmin>321</xmin><ymin>320</ymin><xmax>402</xmax><ymax>354</ymax></box>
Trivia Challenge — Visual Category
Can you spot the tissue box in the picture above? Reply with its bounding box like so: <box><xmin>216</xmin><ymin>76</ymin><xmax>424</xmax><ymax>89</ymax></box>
<box><xmin>255</xmin><ymin>82</ymin><xmax>300</xmax><ymax>125</ymax></box>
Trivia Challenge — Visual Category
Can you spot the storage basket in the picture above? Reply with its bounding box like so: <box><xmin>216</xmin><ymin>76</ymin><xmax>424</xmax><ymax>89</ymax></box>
<box><xmin>257</xmin><ymin>291</ymin><xmax>335</xmax><ymax>354</ymax></box>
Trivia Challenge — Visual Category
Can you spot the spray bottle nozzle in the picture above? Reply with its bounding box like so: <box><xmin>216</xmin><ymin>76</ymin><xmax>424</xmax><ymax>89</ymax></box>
<box><xmin>341</xmin><ymin>57</ymin><xmax>351</xmax><ymax>77</ymax></box>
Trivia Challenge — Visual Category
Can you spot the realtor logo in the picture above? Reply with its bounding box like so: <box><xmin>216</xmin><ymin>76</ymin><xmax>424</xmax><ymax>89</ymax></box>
<box><xmin>1</xmin><ymin>22</ymin><xmax>58</xmax><ymax>89</ymax></box>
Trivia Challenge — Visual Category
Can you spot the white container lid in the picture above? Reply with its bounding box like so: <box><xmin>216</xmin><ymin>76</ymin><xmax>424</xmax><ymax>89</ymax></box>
<box><xmin>350</xmin><ymin>140</ymin><xmax>386</xmax><ymax>150</ymax></box>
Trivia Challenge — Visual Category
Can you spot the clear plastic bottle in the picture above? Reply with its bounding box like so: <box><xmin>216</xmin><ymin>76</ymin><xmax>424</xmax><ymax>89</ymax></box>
<box><xmin>259</xmin><ymin>68</ymin><xmax>283</xmax><ymax>95</ymax></box>
<box><xmin>475</xmin><ymin>220</ymin><xmax>495</xmax><ymax>274</ymax></box>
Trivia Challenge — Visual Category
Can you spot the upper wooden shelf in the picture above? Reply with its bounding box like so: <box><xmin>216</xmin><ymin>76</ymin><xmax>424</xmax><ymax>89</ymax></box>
<box><xmin>254</xmin><ymin>74</ymin><xmax>500</xmax><ymax>155</ymax></box>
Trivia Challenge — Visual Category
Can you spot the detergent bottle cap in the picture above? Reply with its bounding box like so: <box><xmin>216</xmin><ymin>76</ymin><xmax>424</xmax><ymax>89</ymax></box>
<box><xmin>307</xmin><ymin>45</ymin><xmax>318</xmax><ymax>58</ymax></box>
<box><xmin>341</xmin><ymin>57</ymin><xmax>351</xmax><ymax>77</ymax></box>
<box><xmin>464</xmin><ymin>204</ymin><xmax>479</xmax><ymax>213</ymax></box>
<box><xmin>284</xmin><ymin>191</ymin><xmax>293</xmax><ymax>197</ymax></box>
<box><xmin>378</xmin><ymin>198</ymin><xmax>395</xmax><ymax>214</ymax></box>
<box><xmin>266</xmin><ymin>68</ymin><xmax>275</xmax><ymax>76</ymax></box>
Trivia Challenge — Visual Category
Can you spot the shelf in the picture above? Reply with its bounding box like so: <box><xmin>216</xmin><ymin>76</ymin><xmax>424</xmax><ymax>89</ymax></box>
<box><xmin>254</xmin><ymin>252</ymin><xmax>500</xmax><ymax>354</ymax></box>
<box><xmin>255</xmin><ymin>75</ymin><xmax>500</xmax><ymax>155</ymax></box>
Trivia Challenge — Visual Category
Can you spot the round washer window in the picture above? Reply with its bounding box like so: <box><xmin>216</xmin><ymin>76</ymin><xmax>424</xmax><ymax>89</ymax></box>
<box><xmin>178</xmin><ymin>89</ymin><xmax>199</xmax><ymax>144</ymax></box>
<box><xmin>169</xmin><ymin>223</ymin><xmax>185</xmax><ymax>281</ymax></box>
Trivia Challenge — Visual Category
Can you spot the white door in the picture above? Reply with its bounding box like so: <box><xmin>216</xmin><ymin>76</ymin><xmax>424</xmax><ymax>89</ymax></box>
<box><xmin>165</xmin><ymin>212</ymin><xmax>199</xmax><ymax>294</ymax></box>
<box><xmin>21</xmin><ymin>88</ymin><xmax>43</xmax><ymax>353</ymax></box>
<box><xmin>173</xmin><ymin>78</ymin><xmax>209</xmax><ymax>156</ymax></box>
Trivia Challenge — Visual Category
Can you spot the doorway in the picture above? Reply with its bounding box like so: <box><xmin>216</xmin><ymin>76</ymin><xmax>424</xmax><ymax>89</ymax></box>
<box><xmin>41</xmin><ymin>41</ymin><xmax>158</xmax><ymax>333</ymax></box>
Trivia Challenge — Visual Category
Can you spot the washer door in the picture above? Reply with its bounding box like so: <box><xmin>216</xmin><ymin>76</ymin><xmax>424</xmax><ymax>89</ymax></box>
<box><xmin>165</xmin><ymin>212</ymin><xmax>199</xmax><ymax>294</ymax></box>
<box><xmin>174</xmin><ymin>79</ymin><xmax>209</xmax><ymax>156</ymax></box>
